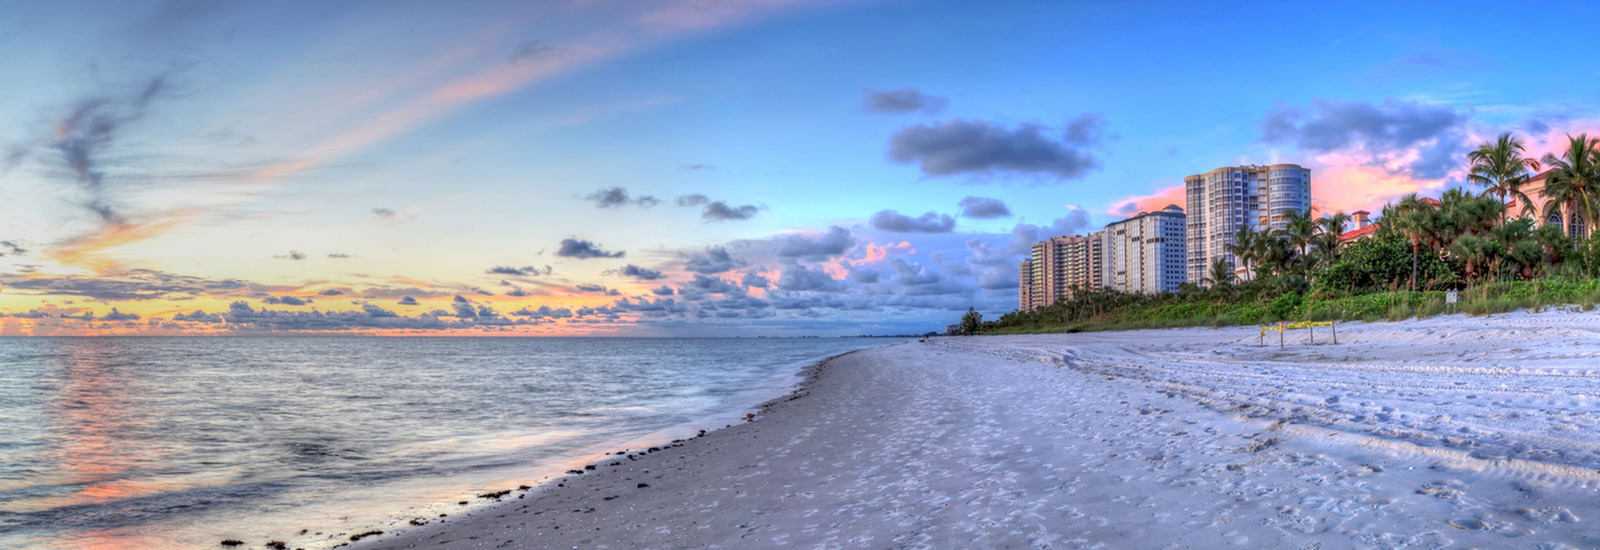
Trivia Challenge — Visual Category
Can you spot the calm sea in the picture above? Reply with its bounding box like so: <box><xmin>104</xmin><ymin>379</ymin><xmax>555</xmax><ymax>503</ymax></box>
<box><xmin>0</xmin><ymin>337</ymin><xmax>897</xmax><ymax>549</ymax></box>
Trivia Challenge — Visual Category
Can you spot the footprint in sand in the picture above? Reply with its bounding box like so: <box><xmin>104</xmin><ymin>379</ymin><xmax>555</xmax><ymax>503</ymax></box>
<box><xmin>1416</xmin><ymin>480</ymin><xmax>1466</xmax><ymax>500</ymax></box>
<box><xmin>1517</xmin><ymin>507</ymin><xmax>1579</xmax><ymax>524</ymax></box>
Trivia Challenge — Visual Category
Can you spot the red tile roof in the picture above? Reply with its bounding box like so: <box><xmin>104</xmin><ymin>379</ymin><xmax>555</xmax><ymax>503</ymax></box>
<box><xmin>1338</xmin><ymin>224</ymin><xmax>1378</xmax><ymax>241</ymax></box>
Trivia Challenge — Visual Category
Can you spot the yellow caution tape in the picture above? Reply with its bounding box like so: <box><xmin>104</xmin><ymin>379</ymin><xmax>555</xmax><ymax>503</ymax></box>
<box><xmin>1261</xmin><ymin>321</ymin><xmax>1334</xmax><ymax>335</ymax></box>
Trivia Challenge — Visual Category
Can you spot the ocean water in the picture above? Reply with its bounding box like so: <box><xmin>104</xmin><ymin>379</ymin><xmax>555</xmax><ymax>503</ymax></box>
<box><xmin>0</xmin><ymin>336</ymin><xmax>897</xmax><ymax>549</ymax></box>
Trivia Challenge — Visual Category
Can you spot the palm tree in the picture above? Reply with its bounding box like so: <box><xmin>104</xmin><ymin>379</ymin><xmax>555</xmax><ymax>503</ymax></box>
<box><xmin>1450</xmin><ymin>235</ymin><xmax>1500</xmax><ymax>284</ymax></box>
<box><xmin>1256</xmin><ymin>232</ymin><xmax>1294</xmax><ymax>276</ymax></box>
<box><xmin>1442</xmin><ymin>192</ymin><xmax>1504</xmax><ymax>243</ymax></box>
<box><xmin>1540</xmin><ymin>134</ymin><xmax>1600</xmax><ymax>238</ymax></box>
<box><xmin>1283</xmin><ymin>208</ymin><xmax>1318</xmax><ymax>264</ymax></box>
<box><xmin>1315</xmin><ymin>211</ymin><xmax>1352</xmax><ymax>269</ymax></box>
<box><xmin>1225</xmin><ymin>223</ymin><xmax>1258</xmax><ymax>281</ymax></box>
<box><xmin>1280</xmin><ymin>207</ymin><xmax>1318</xmax><ymax>275</ymax></box>
<box><xmin>1466</xmin><ymin>132</ymin><xmax>1540</xmax><ymax>224</ymax></box>
<box><xmin>960</xmin><ymin>307</ymin><xmax>982</xmax><ymax>335</ymax></box>
<box><xmin>1506</xmin><ymin>238</ymin><xmax>1544</xmax><ymax>280</ymax></box>
<box><xmin>1203</xmin><ymin>257</ymin><xmax>1235</xmax><ymax>288</ymax></box>
<box><xmin>1533</xmin><ymin>222</ymin><xmax>1571</xmax><ymax>265</ymax></box>
<box><xmin>1495</xmin><ymin>218</ymin><xmax>1539</xmax><ymax>280</ymax></box>
<box><xmin>1385</xmin><ymin>194</ymin><xmax>1434</xmax><ymax>291</ymax></box>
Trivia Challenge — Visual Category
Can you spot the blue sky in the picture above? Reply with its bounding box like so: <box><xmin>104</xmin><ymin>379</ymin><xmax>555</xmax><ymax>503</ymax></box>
<box><xmin>1</xmin><ymin>0</ymin><xmax>1597</xmax><ymax>335</ymax></box>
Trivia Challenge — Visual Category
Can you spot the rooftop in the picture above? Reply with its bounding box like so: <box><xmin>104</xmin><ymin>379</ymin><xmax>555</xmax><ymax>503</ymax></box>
<box><xmin>1105</xmin><ymin>204</ymin><xmax>1184</xmax><ymax>227</ymax></box>
<box><xmin>1338</xmin><ymin>224</ymin><xmax>1378</xmax><ymax>241</ymax></box>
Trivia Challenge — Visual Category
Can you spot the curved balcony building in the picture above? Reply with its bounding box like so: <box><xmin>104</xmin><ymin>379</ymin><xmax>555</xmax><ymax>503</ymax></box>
<box><xmin>1184</xmin><ymin>163</ymin><xmax>1310</xmax><ymax>285</ymax></box>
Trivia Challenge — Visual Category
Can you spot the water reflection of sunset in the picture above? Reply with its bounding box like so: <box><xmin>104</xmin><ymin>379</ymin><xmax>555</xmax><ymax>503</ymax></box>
<box><xmin>53</xmin><ymin>340</ymin><xmax>170</xmax><ymax>505</ymax></box>
<box><xmin>0</xmin><ymin>340</ymin><xmax>188</xmax><ymax>548</ymax></box>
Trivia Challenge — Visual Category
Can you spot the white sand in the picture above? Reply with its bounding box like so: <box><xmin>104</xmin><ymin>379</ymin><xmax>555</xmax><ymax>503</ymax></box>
<box><xmin>350</xmin><ymin>310</ymin><xmax>1600</xmax><ymax>549</ymax></box>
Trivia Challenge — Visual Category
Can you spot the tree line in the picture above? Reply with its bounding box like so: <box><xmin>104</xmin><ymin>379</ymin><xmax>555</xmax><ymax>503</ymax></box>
<box><xmin>981</xmin><ymin>132</ymin><xmax>1600</xmax><ymax>332</ymax></box>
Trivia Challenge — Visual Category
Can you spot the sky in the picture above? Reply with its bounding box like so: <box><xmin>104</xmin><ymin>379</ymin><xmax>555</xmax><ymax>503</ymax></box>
<box><xmin>2</xmin><ymin>0</ymin><xmax>1598</xmax><ymax>336</ymax></box>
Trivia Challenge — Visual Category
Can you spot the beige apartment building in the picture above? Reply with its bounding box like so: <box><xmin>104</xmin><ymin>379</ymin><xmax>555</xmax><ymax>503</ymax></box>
<box><xmin>1017</xmin><ymin>259</ymin><xmax>1034</xmax><ymax>311</ymax></box>
<box><xmin>1018</xmin><ymin>233</ymin><xmax>1106</xmax><ymax>311</ymax></box>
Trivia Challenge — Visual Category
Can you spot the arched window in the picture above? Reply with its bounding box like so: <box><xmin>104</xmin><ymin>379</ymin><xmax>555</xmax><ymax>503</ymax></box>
<box><xmin>1548</xmin><ymin>211</ymin><xmax>1563</xmax><ymax>231</ymax></box>
<box><xmin>1572</xmin><ymin>212</ymin><xmax>1588</xmax><ymax>238</ymax></box>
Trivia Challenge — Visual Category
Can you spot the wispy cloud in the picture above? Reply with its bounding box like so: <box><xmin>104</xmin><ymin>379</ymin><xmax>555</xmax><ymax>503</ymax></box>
<box><xmin>26</xmin><ymin>1</ymin><xmax>840</xmax><ymax>271</ymax></box>
<box><xmin>47</xmin><ymin>211</ymin><xmax>198</xmax><ymax>273</ymax></box>
<box><xmin>46</xmin><ymin>74</ymin><xmax>169</xmax><ymax>225</ymax></box>
<box><xmin>249</xmin><ymin>0</ymin><xmax>836</xmax><ymax>182</ymax></box>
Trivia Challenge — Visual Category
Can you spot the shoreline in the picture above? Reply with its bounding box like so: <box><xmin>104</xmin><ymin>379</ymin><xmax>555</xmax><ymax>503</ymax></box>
<box><xmin>347</xmin><ymin>311</ymin><xmax>1600</xmax><ymax>548</ymax></box>
<box><xmin>341</xmin><ymin>347</ymin><xmax>877</xmax><ymax>550</ymax></box>
<box><xmin>312</xmin><ymin>348</ymin><xmax>875</xmax><ymax>550</ymax></box>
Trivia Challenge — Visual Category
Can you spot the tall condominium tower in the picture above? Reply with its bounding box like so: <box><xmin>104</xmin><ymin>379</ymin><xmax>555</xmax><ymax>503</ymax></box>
<box><xmin>1017</xmin><ymin>259</ymin><xmax>1034</xmax><ymax>311</ymax></box>
<box><xmin>1104</xmin><ymin>205</ymin><xmax>1186</xmax><ymax>294</ymax></box>
<box><xmin>1183</xmin><ymin>164</ymin><xmax>1311</xmax><ymax>284</ymax></box>
<box><xmin>1019</xmin><ymin>233</ymin><xmax>1106</xmax><ymax>311</ymax></box>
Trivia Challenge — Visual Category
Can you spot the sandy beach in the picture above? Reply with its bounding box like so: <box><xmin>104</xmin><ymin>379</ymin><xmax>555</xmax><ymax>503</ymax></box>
<box><xmin>352</xmin><ymin>310</ymin><xmax>1600</xmax><ymax>549</ymax></box>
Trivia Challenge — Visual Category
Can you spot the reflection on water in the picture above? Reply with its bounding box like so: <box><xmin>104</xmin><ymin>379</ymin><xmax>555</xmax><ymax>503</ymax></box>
<box><xmin>53</xmin><ymin>340</ymin><xmax>169</xmax><ymax>507</ymax></box>
<box><xmin>0</xmin><ymin>337</ymin><xmax>893</xmax><ymax>548</ymax></box>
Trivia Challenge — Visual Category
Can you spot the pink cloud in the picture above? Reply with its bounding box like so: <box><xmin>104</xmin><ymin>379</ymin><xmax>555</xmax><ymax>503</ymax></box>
<box><xmin>821</xmin><ymin>241</ymin><xmax>913</xmax><ymax>279</ymax></box>
<box><xmin>1308</xmin><ymin>157</ymin><xmax>1447</xmax><ymax>215</ymax></box>
<box><xmin>1517</xmin><ymin>117</ymin><xmax>1600</xmax><ymax>162</ymax></box>
<box><xmin>1307</xmin><ymin>117</ymin><xmax>1600</xmax><ymax>216</ymax></box>
<box><xmin>1108</xmin><ymin>185</ymin><xmax>1185</xmax><ymax>217</ymax></box>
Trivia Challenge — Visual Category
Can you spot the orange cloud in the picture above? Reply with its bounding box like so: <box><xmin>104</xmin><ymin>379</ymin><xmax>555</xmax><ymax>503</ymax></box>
<box><xmin>47</xmin><ymin>212</ymin><xmax>199</xmax><ymax>274</ymax></box>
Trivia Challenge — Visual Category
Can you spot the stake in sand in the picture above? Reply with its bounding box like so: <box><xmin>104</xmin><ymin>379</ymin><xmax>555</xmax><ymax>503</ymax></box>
<box><xmin>1260</xmin><ymin>321</ymin><xmax>1336</xmax><ymax>347</ymax></box>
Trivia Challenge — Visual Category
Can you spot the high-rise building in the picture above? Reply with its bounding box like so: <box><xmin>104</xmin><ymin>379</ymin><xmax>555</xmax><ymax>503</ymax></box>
<box><xmin>1184</xmin><ymin>164</ymin><xmax>1311</xmax><ymax>284</ymax></box>
<box><xmin>1104</xmin><ymin>205</ymin><xmax>1186</xmax><ymax>294</ymax></box>
<box><xmin>1017</xmin><ymin>259</ymin><xmax>1034</xmax><ymax>311</ymax></box>
<box><xmin>1020</xmin><ymin>233</ymin><xmax>1106</xmax><ymax>311</ymax></box>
